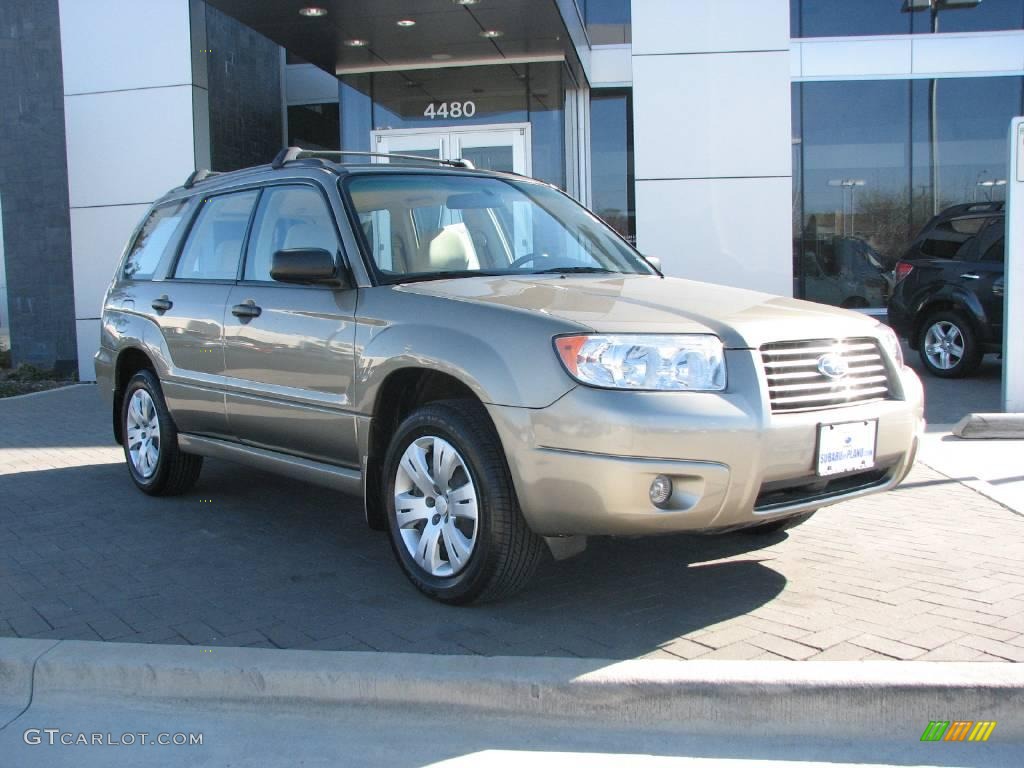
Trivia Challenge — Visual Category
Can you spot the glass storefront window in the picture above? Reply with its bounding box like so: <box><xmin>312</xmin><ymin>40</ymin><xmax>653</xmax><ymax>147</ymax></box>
<box><xmin>590</xmin><ymin>89</ymin><xmax>635</xmax><ymax>243</ymax></box>
<box><xmin>340</xmin><ymin>63</ymin><xmax>567</xmax><ymax>188</ymax></box>
<box><xmin>791</xmin><ymin>0</ymin><xmax>1024</xmax><ymax>37</ymax></box>
<box><xmin>910</xmin><ymin>76</ymin><xmax>1023</xmax><ymax>232</ymax></box>
<box><xmin>578</xmin><ymin>0</ymin><xmax>631</xmax><ymax>44</ymax></box>
<box><xmin>792</xmin><ymin>76</ymin><xmax>1024</xmax><ymax>310</ymax></box>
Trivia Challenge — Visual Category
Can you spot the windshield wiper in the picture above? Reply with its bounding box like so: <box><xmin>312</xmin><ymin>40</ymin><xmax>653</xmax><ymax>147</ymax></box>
<box><xmin>532</xmin><ymin>266</ymin><xmax>616</xmax><ymax>275</ymax></box>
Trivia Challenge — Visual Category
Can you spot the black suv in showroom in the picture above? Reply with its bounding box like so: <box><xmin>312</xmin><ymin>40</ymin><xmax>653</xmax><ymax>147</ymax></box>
<box><xmin>888</xmin><ymin>202</ymin><xmax>1005</xmax><ymax>378</ymax></box>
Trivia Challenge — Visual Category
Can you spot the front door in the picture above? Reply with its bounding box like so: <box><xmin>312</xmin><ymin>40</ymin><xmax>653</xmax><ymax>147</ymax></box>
<box><xmin>371</xmin><ymin>124</ymin><xmax>531</xmax><ymax>176</ymax></box>
<box><xmin>222</xmin><ymin>182</ymin><xmax>359</xmax><ymax>467</ymax></box>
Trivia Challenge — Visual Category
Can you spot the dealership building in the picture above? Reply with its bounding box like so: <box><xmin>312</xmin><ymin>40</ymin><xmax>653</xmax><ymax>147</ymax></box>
<box><xmin>0</xmin><ymin>0</ymin><xmax>1022</xmax><ymax>381</ymax></box>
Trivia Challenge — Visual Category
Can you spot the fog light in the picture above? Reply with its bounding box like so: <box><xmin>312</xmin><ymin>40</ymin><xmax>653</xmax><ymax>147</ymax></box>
<box><xmin>650</xmin><ymin>475</ymin><xmax>672</xmax><ymax>507</ymax></box>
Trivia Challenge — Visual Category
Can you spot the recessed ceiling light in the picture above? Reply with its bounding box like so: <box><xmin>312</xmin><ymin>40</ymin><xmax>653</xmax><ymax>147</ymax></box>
<box><xmin>344</xmin><ymin>38</ymin><xmax>369</xmax><ymax>47</ymax></box>
<box><xmin>298</xmin><ymin>6</ymin><xmax>328</xmax><ymax>17</ymax></box>
<box><xmin>479</xmin><ymin>29</ymin><xmax>503</xmax><ymax>39</ymax></box>
<box><xmin>452</xmin><ymin>0</ymin><xmax>480</xmax><ymax>6</ymax></box>
<box><xmin>396</xmin><ymin>19</ymin><xmax>416</xmax><ymax>27</ymax></box>
<box><xmin>431</xmin><ymin>53</ymin><xmax>453</xmax><ymax>60</ymax></box>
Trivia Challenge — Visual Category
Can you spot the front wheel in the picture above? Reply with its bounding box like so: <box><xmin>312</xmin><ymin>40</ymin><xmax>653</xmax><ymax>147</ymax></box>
<box><xmin>383</xmin><ymin>400</ymin><xmax>544</xmax><ymax>604</ymax></box>
<box><xmin>121</xmin><ymin>369</ymin><xmax>203</xmax><ymax>496</ymax></box>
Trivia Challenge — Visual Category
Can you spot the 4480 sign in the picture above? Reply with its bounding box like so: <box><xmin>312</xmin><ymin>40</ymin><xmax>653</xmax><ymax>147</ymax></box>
<box><xmin>423</xmin><ymin>101</ymin><xmax>477</xmax><ymax>119</ymax></box>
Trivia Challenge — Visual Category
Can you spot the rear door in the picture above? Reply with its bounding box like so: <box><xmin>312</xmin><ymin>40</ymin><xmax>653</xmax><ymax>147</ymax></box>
<box><xmin>152</xmin><ymin>189</ymin><xmax>258</xmax><ymax>438</ymax></box>
<box><xmin>223</xmin><ymin>183</ymin><xmax>359</xmax><ymax>467</ymax></box>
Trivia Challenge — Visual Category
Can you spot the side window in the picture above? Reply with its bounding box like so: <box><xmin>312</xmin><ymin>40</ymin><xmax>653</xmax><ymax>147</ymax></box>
<box><xmin>123</xmin><ymin>201</ymin><xmax>187</xmax><ymax>280</ymax></box>
<box><xmin>244</xmin><ymin>186</ymin><xmax>339</xmax><ymax>281</ymax></box>
<box><xmin>982</xmin><ymin>237</ymin><xmax>1005</xmax><ymax>263</ymax></box>
<box><xmin>919</xmin><ymin>216</ymin><xmax>988</xmax><ymax>260</ymax></box>
<box><xmin>174</xmin><ymin>190</ymin><xmax>258</xmax><ymax>280</ymax></box>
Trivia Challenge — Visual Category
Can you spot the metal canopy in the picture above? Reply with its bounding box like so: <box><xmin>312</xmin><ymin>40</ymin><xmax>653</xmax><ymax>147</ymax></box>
<box><xmin>206</xmin><ymin>0</ymin><xmax>572</xmax><ymax>74</ymax></box>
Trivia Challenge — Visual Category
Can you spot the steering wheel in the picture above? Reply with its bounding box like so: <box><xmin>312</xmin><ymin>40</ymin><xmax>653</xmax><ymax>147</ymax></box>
<box><xmin>508</xmin><ymin>253</ymin><xmax>539</xmax><ymax>269</ymax></box>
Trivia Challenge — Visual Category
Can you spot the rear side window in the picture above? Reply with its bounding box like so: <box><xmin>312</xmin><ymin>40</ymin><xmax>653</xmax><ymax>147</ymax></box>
<box><xmin>123</xmin><ymin>201</ymin><xmax>187</xmax><ymax>280</ymax></box>
<box><xmin>174</xmin><ymin>191</ymin><xmax>258</xmax><ymax>280</ymax></box>
<box><xmin>919</xmin><ymin>216</ymin><xmax>988</xmax><ymax>259</ymax></box>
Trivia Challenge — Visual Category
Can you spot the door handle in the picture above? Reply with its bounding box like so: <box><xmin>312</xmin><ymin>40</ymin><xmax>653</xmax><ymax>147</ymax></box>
<box><xmin>151</xmin><ymin>296</ymin><xmax>173</xmax><ymax>313</ymax></box>
<box><xmin>959</xmin><ymin>273</ymin><xmax>980</xmax><ymax>280</ymax></box>
<box><xmin>231</xmin><ymin>301</ymin><xmax>262</xmax><ymax>319</ymax></box>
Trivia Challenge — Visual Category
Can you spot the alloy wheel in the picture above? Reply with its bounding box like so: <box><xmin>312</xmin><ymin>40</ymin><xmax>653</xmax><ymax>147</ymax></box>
<box><xmin>924</xmin><ymin>320</ymin><xmax>965</xmax><ymax>371</ymax></box>
<box><xmin>394</xmin><ymin>435</ymin><xmax>479</xmax><ymax>578</ymax></box>
<box><xmin>126</xmin><ymin>389</ymin><xmax>161</xmax><ymax>478</ymax></box>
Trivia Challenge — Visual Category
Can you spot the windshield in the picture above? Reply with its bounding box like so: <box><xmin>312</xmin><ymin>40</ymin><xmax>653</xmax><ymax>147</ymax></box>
<box><xmin>344</xmin><ymin>173</ymin><xmax>653</xmax><ymax>283</ymax></box>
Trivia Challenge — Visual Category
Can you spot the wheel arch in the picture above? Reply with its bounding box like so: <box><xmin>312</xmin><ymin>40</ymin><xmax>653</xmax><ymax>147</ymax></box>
<box><xmin>112</xmin><ymin>347</ymin><xmax>157</xmax><ymax>444</ymax></box>
<box><xmin>363</xmin><ymin>367</ymin><xmax>494</xmax><ymax>531</ymax></box>
<box><xmin>910</xmin><ymin>290</ymin><xmax>985</xmax><ymax>350</ymax></box>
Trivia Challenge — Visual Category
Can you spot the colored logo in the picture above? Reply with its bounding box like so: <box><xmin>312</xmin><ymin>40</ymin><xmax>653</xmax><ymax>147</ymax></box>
<box><xmin>817</xmin><ymin>352</ymin><xmax>849</xmax><ymax>379</ymax></box>
<box><xmin>920</xmin><ymin>720</ymin><xmax>997</xmax><ymax>742</ymax></box>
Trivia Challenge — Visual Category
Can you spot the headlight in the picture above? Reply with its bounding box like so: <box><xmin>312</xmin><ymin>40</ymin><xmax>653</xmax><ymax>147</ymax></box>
<box><xmin>877</xmin><ymin>324</ymin><xmax>904</xmax><ymax>368</ymax></box>
<box><xmin>554</xmin><ymin>334</ymin><xmax>727</xmax><ymax>391</ymax></box>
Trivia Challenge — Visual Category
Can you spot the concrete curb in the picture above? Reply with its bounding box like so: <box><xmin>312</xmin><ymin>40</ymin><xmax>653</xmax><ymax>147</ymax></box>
<box><xmin>0</xmin><ymin>383</ymin><xmax>93</xmax><ymax>403</ymax></box>
<box><xmin>2</xmin><ymin>638</ymin><xmax>1023</xmax><ymax>740</ymax></box>
<box><xmin>953</xmin><ymin>412</ymin><xmax>1024</xmax><ymax>439</ymax></box>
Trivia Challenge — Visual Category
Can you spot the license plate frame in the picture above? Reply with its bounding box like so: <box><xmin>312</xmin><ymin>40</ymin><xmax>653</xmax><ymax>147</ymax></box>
<box><xmin>816</xmin><ymin>420</ymin><xmax>878</xmax><ymax>477</ymax></box>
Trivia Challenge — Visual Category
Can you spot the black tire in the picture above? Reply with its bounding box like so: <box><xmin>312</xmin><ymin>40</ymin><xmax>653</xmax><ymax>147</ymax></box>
<box><xmin>916</xmin><ymin>310</ymin><xmax>982</xmax><ymax>379</ymax></box>
<box><xmin>382</xmin><ymin>399</ymin><xmax>544</xmax><ymax>604</ymax></box>
<box><xmin>742</xmin><ymin>511</ymin><xmax>816</xmax><ymax>535</ymax></box>
<box><xmin>121</xmin><ymin>369</ymin><xmax>203</xmax><ymax>496</ymax></box>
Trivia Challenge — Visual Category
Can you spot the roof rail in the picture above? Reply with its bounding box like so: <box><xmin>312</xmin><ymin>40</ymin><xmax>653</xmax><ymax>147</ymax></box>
<box><xmin>271</xmin><ymin>146</ymin><xmax>475</xmax><ymax>170</ymax></box>
<box><xmin>182</xmin><ymin>169</ymin><xmax>222</xmax><ymax>189</ymax></box>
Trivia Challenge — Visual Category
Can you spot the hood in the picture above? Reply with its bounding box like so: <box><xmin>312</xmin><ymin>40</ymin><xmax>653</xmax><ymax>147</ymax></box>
<box><xmin>399</xmin><ymin>274</ymin><xmax>881</xmax><ymax>349</ymax></box>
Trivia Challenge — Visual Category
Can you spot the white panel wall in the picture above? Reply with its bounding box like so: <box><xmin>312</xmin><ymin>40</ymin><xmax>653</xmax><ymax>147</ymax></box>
<box><xmin>64</xmin><ymin>87</ymin><xmax>197</xmax><ymax>208</ymax></box>
<box><xmin>632</xmin><ymin>53</ymin><xmax>791</xmax><ymax>180</ymax></box>
<box><xmin>631</xmin><ymin>0</ymin><xmax>793</xmax><ymax>295</ymax></box>
<box><xmin>636</xmin><ymin>178</ymin><xmax>793</xmax><ymax>295</ymax></box>
<box><xmin>59</xmin><ymin>0</ymin><xmax>192</xmax><ymax>95</ymax></box>
<box><xmin>58</xmin><ymin>0</ymin><xmax>199</xmax><ymax>381</ymax></box>
<box><xmin>633</xmin><ymin>0</ymin><xmax>789</xmax><ymax>55</ymax></box>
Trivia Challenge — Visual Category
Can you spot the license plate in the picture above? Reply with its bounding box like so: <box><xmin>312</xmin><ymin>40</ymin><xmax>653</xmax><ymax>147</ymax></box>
<box><xmin>817</xmin><ymin>420</ymin><xmax>877</xmax><ymax>477</ymax></box>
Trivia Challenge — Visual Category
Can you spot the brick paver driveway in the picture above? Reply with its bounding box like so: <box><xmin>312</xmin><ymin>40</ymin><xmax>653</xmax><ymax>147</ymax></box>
<box><xmin>2</xmin><ymin>386</ymin><xmax>1023</xmax><ymax>661</ymax></box>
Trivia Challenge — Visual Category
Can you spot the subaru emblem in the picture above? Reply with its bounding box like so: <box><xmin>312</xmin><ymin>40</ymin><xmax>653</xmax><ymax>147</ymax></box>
<box><xmin>817</xmin><ymin>352</ymin><xmax>849</xmax><ymax>379</ymax></box>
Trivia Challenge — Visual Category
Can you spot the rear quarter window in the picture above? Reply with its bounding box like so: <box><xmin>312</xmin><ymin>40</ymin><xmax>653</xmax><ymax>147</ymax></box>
<box><xmin>123</xmin><ymin>201</ymin><xmax>188</xmax><ymax>280</ymax></box>
<box><xmin>918</xmin><ymin>216</ymin><xmax>988</xmax><ymax>260</ymax></box>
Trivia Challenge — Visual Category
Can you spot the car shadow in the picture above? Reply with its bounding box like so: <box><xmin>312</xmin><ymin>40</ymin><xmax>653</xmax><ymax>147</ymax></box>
<box><xmin>0</xmin><ymin>455</ymin><xmax>787</xmax><ymax>661</ymax></box>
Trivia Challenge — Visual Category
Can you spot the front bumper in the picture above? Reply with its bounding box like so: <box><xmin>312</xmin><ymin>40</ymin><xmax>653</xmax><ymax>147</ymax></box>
<box><xmin>487</xmin><ymin>349</ymin><xmax>924</xmax><ymax>537</ymax></box>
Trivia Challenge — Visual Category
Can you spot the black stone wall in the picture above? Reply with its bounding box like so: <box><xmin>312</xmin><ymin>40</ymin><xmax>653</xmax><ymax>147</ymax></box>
<box><xmin>205</xmin><ymin>4</ymin><xmax>283</xmax><ymax>172</ymax></box>
<box><xmin>0</xmin><ymin>0</ymin><xmax>77</xmax><ymax>371</ymax></box>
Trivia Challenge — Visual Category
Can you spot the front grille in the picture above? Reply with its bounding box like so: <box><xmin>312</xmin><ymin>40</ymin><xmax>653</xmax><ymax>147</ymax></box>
<box><xmin>760</xmin><ymin>337</ymin><xmax>892</xmax><ymax>413</ymax></box>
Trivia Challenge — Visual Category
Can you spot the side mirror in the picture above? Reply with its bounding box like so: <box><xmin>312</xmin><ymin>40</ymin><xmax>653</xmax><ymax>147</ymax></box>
<box><xmin>644</xmin><ymin>255</ymin><xmax>662</xmax><ymax>273</ymax></box>
<box><xmin>270</xmin><ymin>248</ymin><xmax>344</xmax><ymax>286</ymax></box>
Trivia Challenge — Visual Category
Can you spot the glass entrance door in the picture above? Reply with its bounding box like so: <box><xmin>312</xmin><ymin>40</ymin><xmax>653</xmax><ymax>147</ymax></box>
<box><xmin>372</xmin><ymin>124</ymin><xmax>531</xmax><ymax>176</ymax></box>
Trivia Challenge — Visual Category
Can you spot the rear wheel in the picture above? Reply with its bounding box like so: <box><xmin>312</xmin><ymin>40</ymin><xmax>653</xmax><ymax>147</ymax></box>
<box><xmin>383</xmin><ymin>400</ymin><xmax>544</xmax><ymax>604</ymax></box>
<box><xmin>121</xmin><ymin>370</ymin><xmax>203</xmax><ymax>495</ymax></box>
<box><xmin>917</xmin><ymin>310</ymin><xmax>981</xmax><ymax>378</ymax></box>
<box><xmin>742</xmin><ymin>511</ymin><xmax>816</xmax><ymax>535</ymax></box>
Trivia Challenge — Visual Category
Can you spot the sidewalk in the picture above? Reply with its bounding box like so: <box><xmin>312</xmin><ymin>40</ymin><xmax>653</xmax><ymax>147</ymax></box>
<box><xmin>1</xmin><ymin>638</ymin><xmax>1021</xmax><ymax>767</ymax></box>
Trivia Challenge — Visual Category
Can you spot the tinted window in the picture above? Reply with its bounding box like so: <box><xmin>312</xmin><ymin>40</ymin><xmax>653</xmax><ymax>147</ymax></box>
<box><xmin>244</xmin><ymin>186</ymin><xmax>338</xmax><ymax>282</ymax></box>
<box><xmin>174</xmin><ymin>191</ymin><xmax>258</xmax><ymax>280</ymax></box>
<box><xmin>792</xmin><ymin>0</ymin><xmax>1024</xmax><ymax>37</ymax></box>
<box><xmin>983</xmin><ymin>237</ymin><xmax>1005</xmax><ymax>263</ymax></box>
<box><xmin>123</xmin><ymin>201</ymin><xmax>187</xmax><ymax>280</ymax></box>
<box><xmin>919</xmin><ymin>216</ymin><xmax>988</xmax><ymax>259</ymax></box>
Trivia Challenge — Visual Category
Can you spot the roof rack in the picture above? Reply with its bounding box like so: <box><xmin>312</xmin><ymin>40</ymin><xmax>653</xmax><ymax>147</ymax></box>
<box><xmin>270</xmin><ymin>146</ymin><xmax>476</xmax><ymax>170</ymax></box>
<box><xmin>182</xmin><ymin>168</ymin><xmax>222</xmax><ymax>189</ymax></box>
